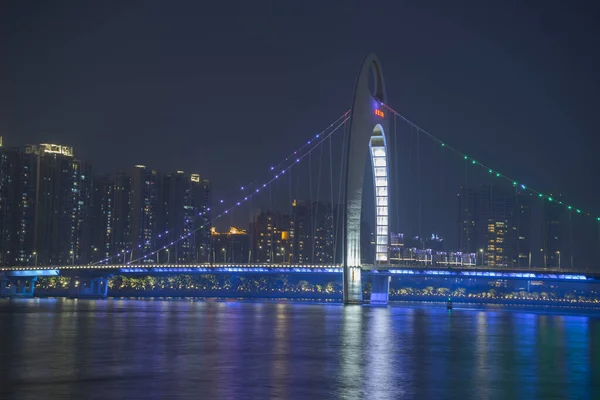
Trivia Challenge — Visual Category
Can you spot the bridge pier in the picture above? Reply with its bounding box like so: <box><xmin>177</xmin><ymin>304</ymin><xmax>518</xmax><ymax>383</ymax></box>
<box><xmin>68</xmin><ymin>277</ymin><xmax>109</xmax><ymax>299</ymax></box>
<box><xmin>0</xmin><ymin>275</ymin><xmax>37</xmax><ymax>298</ymax></box>
<box><xmin>369</xmin><ymin>273</ymin><xmax>390</xmax><ymax>305</ymax></box>
<box><xmin>344</xmin><ymin>266</ymin><xmax>364</xmax><ymax>304</ymax></box>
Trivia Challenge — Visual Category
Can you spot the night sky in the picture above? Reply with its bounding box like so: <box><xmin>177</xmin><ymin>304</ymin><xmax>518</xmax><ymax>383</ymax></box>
<box><xmin>3</xmin><ymin>1</ymin><xmax>600</xmax><ymax>241</ymax></box>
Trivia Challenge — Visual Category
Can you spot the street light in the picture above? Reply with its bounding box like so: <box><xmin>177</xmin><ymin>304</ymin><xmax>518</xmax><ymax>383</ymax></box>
<box><xmin>222</xmin><ymin>248</ymin><xmax>227</xmax><ymax>263</ymax></box>
<box><xmin>479</xmin><ymin>249</ymin><xmax>484</xmax><ymax>266</ymax></box>
<box><xmin>540</xmin><ymin>248</ymin><xmax>546</xmax><ymax>268</ymax></box>
<box><xmin>33</xmin><ymin>251</ymin><xmax>37</xmax><ymax>267</ymax></box>
<box><xmin>121</xmin><ymin>249</ymin><xmax>125</xmax><ymax>264</ymax></box>
<box><xmin>556</xmin><ymin>251</ymin><xmax>561</xmax><ymax>271</ymax></box>
<box><xmin>166</xmin><ymin>249</ymin><xmax>170</xmax><ymax>263</ymax></box>
<box><xmin>70</xmin><ymin>250</ymin><xmax>74</xmax><ymax>266</ymax></box>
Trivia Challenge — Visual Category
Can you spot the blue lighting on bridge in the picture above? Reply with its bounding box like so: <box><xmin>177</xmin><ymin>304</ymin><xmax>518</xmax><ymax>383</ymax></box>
<box><xmin>118</xmin><ymin>267</ymin><xmax>343</xmax><ymax>275</ymax></box>
<box><xmin>387</xmin><ymin>269</ymin><xmax>590</xmax><ymax>281</ymax></box>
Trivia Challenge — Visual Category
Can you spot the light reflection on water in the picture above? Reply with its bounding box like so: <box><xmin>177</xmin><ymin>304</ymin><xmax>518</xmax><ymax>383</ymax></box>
<box><xmin>0</xmin><ymin>299</ymin><xmax>599</xmax><ymax>400</ymax></box>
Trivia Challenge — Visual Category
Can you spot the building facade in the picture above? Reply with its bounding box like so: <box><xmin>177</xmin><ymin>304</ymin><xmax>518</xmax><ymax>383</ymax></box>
<box><xmin>251</xmin><ymin>211</ymin><xmax>291</xmax><ymax>263</ymax></box>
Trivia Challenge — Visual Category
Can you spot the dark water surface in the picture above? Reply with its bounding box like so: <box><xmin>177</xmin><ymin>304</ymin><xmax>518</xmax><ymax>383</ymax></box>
<box><xmin>1</xmin><ymin>299</ymin><xmax>599</xmax><ymax>399</ymax></box>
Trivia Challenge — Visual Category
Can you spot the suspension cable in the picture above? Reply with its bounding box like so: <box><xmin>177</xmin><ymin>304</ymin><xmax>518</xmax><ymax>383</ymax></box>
<box><xmin>122</xmin><ymin>115</ymin><xmax>350</xmax><ymax>265</ymax></box>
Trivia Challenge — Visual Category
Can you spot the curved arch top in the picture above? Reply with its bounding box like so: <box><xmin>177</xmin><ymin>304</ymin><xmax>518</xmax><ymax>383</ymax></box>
<box><xmin>342</xmin><ymin>54</ymin><xmax>392</xmax><ymax>304</ymax></box>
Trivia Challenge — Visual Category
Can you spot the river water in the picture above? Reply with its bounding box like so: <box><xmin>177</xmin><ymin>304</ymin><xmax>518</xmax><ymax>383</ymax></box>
<box><xmin>1</xmin><ymin>299</ymin><xmax>599</xmax><ymax>399</ymax></box>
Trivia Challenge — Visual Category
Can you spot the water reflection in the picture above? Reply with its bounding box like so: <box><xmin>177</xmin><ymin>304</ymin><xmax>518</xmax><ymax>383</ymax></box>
<box><xmin>0</xmin><ymin>300</ymin><xmax>599</xmax><ymax>399</ymax></box>
<box><xmin>339</xmin><ymin>305</ymin><xmax>363</xmax><ymax>398</ymax></box>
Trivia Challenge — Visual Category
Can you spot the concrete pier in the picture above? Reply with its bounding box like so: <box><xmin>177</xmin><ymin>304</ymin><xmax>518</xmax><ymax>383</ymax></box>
<box><xmin>0</xmin><ymin>275</ymin><xmax>38</xmax><ymax>298</ymax></box>
<box><xmin>369</xmin><ymin>273</ymin><xmax>390</xmax><ymax>305</ymax></box>
<box><xmin>68</xmin><ymin>277</ymin><xmax>109</xmax><ymax>299</ymax></box>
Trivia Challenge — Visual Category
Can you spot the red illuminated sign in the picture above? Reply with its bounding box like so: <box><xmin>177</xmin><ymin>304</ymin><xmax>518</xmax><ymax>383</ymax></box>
<box><xmin>374</xmin><ymin>109</ymin><xmax>385</xmax><ymax>118</ymax></box>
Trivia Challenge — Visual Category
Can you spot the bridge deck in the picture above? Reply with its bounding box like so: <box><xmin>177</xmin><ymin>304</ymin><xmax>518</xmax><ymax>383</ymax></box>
<box><xmin>1</xmin><ymin>263</ymin><xmax>598</xmax><ymax>281</ymax></box>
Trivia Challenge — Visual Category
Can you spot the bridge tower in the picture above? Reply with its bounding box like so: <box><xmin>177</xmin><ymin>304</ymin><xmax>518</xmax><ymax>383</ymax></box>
<box><xmin>343</xmin><ymin>54</ymin><xmax>391</xmax><ymax>304</ymax></box>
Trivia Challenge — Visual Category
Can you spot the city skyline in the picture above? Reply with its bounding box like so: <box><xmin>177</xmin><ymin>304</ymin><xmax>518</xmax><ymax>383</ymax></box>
<box><xmin>2</xmin><ymin>137</ymin><xmax>594</xmax><ymax>269</ymax></box>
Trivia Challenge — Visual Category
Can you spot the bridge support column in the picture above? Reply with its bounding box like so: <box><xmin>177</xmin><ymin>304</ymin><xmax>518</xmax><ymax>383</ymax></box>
<box><xmin>370</xmin><ymin>274</ymin><xmax>390</xmax><ymax>305</ymax></box>
<box><xmin>0</xmin><ymin>276</ymin><xmax>37</xmax><ymax>298</ymax></box>
<box><xmin>68</xmin><ymin>277</ymin><xmax>108</xmax><ymax>299</ymax></box>
<box><xmin>344</xmin><ymin>266</ymin><xmax>363</xmax><ymax>304</ymax></box>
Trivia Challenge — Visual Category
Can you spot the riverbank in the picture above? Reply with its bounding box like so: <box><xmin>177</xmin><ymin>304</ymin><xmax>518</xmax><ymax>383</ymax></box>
<box><xmin>32</xmin><ymin>289</ymin><xmax>600</xmax><ymax>310</ymax></box>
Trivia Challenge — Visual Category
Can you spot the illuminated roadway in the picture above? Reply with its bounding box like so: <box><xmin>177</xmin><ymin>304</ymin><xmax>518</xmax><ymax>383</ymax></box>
<box><xmin>2</xmin><ymin>263</ymin><xmax>599</xmax><ymax>282</ymax></box>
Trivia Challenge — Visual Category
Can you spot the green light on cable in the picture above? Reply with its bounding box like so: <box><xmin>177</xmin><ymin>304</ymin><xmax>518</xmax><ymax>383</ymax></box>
<box><xmin>441</xmin><ymin>143</ymin><xmax>445</xmax><ymax>147</ymax></box>
<box><xmin>488</xmin><ymin>169</ymin><xmax>493</xmax><ymax>174</ymax></box>
<box><xmin>568</xmin><ymin>206</ymin><xmax>572</xmax><ymax>210</ymax></box>
<box><xmin>548</xmin><ymin>197</ymin><xmax>553</xmax><ymax>202</ymax></box>
<box><xmin>472</xmin><ymin>160</ymin><xmax>476</xmax><ymax>164</ymax></box>
<box><xmin>464</xmin><ymin>156</ymin><xmax>468</xmax><ymax>160</ymax></box>
<box><xmin>577</xmin><ymin>209</ymin><xmax>581</xmax><ymax>213</ymax></box>
<box><xmin>538</xmin><ymin>193</ymin><xmax>543</xmax><ymax>197</ymax></box>
<box><xmin>496</xmin><ymin>173</ymin><xmax>500</xmax><ymax>177</ymax></box>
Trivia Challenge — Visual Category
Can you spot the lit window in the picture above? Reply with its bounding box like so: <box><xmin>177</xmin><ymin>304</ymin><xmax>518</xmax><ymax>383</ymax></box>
<box><xmin>373</xmin><ymin>158</ymin><xmax>386</xmax><ymax>167</ymax></box>
<box><xmin>376</xmin><ymin>206</ymin><xmax>388</xmax><ymax>216</ymax></box>
<box><xmin>377</xmin><ymin>197</ymin><xmax>388</xmax><ymax>206</ymax></box>
<box><xmin>372</xmin><ymin>147</ymin><xmax>386</xmax><ymax>157</ymax></box>
<box><xmin>374</xmin><ymin>167</ymin><xmax>387</xmax><ymax>177</ymax></box>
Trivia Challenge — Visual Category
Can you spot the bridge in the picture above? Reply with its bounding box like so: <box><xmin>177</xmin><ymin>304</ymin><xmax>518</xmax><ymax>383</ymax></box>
<box><xmin>2</xmin><ymin>54</ymin><xmax>599</xmax><ymax>304</ymax></box>
<box><xmin>2</xmin><ymin>262</ymin><xmax>598</xmax><ymax>302</ymax></box>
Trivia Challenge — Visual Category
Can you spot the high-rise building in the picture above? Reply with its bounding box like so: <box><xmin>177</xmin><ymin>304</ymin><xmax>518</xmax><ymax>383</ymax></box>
<box><xmin>516</xmin><ymin>190</ymin><xmax>532</xmax><ymax>267</ymax></box>
<box><xmin>91</xmin><ymin>174</ymin><xmax>115</xmax><ymax>262</ymax></box>
<box><xmin>0</xmin><ymin>143</ymin><xmax>21</xmax><ymax>265</ymax></box>
<box><xmin>543</xmin><ymin>197</ymin><xmax>564</xmax><ymax>268</ymax></box>
<box><xmin>70</xmin><ymin>159</ymin><xmax>93</xmax><ymax>264</ymax></box>
<box><xmin>112</xmin><ymin>171</ymin><xmax>132</xmax><ymax>263</ymax></box>
<box><xmin>459</xmin><ymin>184</ymin><xmax>534</xmax><ymax>268</ymax></box>
<box><xmin>163</xmin><ymin>171</ymin><xmax>212</xmax><ymax>263</ymax></box>
<box><xmin>130</xmin><ymin>165</ymin><xmax>160</xmax><ymax>263</ymax></box>
<box><xmin>21</xmin><ymin>143</ymin><xmax>81</xmax><ymax>266</ymax></box>
<box><xmin>476</xmin><ymin>184</ymin><xmax>518</xmax><ymax>267</ymax></box>
<box><xmin>196</xmin><ymin>175</ymin><xmax>212</xmax><ymax>262</ymax></box>
<box><xmin>251</xmin><ymin>210</ymin><xmax>291</xmax><ymax>263</ymax></box>
<box><xmin>458</xmin><ymin>186</ymin><xmax>477</xmax><ymax>253</ymax></box>
<box><xmin>291</xmin><ymin>200</ymin><xmax>334</xmax><ymax>264</ymax></box>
